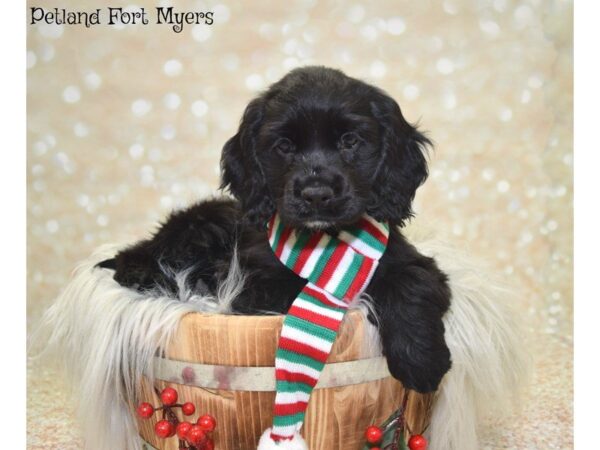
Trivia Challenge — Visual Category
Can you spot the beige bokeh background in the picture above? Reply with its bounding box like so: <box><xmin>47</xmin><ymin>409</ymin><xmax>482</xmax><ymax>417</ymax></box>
<box><xmin>27</xmin><ymin>0</ymin><xmax>573</xmax><ymax>448</ymax></box>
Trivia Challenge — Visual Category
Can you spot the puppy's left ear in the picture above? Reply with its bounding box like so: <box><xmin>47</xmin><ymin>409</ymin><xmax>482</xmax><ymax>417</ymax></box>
<box><xmin>220</xmin><ymin>96</ymin><xmax>275</xmax><ymax>226</ymax></box>
<box><xmin>368</xmin><ymin>90</ymin><xmax>431</xmax><ymax>226</ymax></box>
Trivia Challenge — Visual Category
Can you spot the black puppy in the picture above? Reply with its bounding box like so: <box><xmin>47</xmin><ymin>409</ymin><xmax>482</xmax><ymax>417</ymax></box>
<box><xmin>101</xmin><ymin>66</ymin><xmax>452</xmax><ymax>393</ymax></box>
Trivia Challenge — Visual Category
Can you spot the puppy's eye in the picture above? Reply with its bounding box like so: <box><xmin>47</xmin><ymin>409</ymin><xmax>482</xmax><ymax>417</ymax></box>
<box><xmin>339</xmin><ymin>132</ymin><xmax>360</xmax><ymax>150</ymax></box>
<box><xmin>275</xmin><ymin>138</ymin><xmax>294</xmax><ymax>155</ymax></box>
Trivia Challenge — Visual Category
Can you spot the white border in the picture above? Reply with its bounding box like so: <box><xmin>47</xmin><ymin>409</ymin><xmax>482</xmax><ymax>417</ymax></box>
<box><xmin>574</xmin><ymin>1</ymin><xmax>599</xmax><ymax>448</ymax></box>
<box><xmin>1</xmin><ymin>1</ymin><xmax>25</xmax><ymax>448</ymax></box>
<box><xmin>10</xmin><ymin>1</ymin><xmax>585</xmax><ymax>448</ymax></box>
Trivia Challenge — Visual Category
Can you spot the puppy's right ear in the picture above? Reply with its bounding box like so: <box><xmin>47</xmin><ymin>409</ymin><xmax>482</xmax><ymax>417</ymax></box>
<box><xmin>220</xmin><ymin>96</ymin><xmax>275</xmax><ymax>226</ymax></box>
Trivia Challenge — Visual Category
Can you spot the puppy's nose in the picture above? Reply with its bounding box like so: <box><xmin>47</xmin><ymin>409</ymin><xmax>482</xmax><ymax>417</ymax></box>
<box><xmin>301</xmin><ymin>185</ymin><xmax>334</xmax><ymax>207</ymax></box>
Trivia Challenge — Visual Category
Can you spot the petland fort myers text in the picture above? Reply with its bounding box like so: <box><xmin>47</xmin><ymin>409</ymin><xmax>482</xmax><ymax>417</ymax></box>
<box><xmin>30</xmin><ymin>7</ymin><xmax>214</xmax><ymax>33</ymax></box>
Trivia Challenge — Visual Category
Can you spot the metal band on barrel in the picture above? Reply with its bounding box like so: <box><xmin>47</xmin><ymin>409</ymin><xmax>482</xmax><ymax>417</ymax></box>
<box><xmin>140</xmin><ymin>438</ymin><xmax>159</xmax><ymax>450</ymax></box>
<box><xmin>148</xmin><ymin>355</ymin><xmax>391</xmax><ymax>391</ymax></box>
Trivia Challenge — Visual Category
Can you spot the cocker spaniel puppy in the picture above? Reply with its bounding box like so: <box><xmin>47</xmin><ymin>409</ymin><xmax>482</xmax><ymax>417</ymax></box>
<box><xmin>101</xmin><ymin>66</ymin><xmax>452</xmax><ymax>393</ymax></box>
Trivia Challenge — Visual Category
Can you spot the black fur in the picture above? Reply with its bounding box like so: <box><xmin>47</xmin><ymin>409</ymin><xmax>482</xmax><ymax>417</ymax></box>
<box><xmin>101</xmin><ymin>67</ymin><xmax>451</xmax><ymax>393</ymax></box>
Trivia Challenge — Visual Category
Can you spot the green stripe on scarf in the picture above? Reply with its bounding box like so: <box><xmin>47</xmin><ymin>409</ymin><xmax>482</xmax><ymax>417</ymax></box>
<box><xmin>346</xmin><ymin>226</ymin><xmax>387</xmax><ymax>252</ymax></box>
<box><xmin>284</xmin><ymin>316</ymin><xmax>339</xmax><ymax>342</ymax></box>
<box><xmin>285</xmin><ymin>230</ymin><xmax>313</xmax><ymax>269</ymax></box>
<box><xmin>332</xmin><ymin>252</ymin><xmax>364</xmax><ymax>298</ymax></box>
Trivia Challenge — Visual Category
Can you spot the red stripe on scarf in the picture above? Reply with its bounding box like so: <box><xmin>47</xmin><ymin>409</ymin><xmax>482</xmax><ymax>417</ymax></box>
<box><xmin>274</xmin><ymin>227</ymin><xmax>294</xmax><ymax>259</ymax></box>
<box><xmin>344</xmin><ymin>257</ymin><xmax>375</xmax><ymax>301</ymax></box>
<box><xmin>316</xmin><ymin>243</ymin><xmax>348</xmax><ymax>287</ymax></box>
<box><xmin>275</xmin><ymin>369</ymin><xmax>318</xmax><ymax>387</ymax></box>
<box><xmin>292</xmin><ymin>232</ymin><xmax>324</xmax><ymax>273</ymax></box>
<box><xmin>302</xmin><ymin>285</ymin><xmax>344</xmax><ymax>309</ymax></box>
<box><xmin>270</xmin><ymin>432</ymin><xmax>296</xmax><ymax>441</ymax></box>
<box><xmin>267</xmin><ymin>215</ymin><xmax>276</xmax><ymax>239</ymax></box>
<box><xmin>359</xmin><ymin>217</ymin><xmax>389</xmax><ymax>245</ymax></box>
<box><xmin>274</xmin><ymin>401</ymin><xmax>309</xmax><ymax>417</ymax></box>
<box><xmin>278</xmin><ymin>337</ymin><xmax>330</xmax><ymax>363</ymax></box>
<box><xmin>288</xmin><ymin>305</ymin><xmax>343</xmax><ymax>332</ymax></box>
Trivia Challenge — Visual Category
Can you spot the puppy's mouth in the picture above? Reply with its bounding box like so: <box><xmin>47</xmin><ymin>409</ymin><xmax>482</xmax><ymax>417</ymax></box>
<box><xmin>303</xmin><ymin>220</ymin><xmax>335</xmax><ymax>230</ymax></box>
<box><xmin>278</xmin><ymin>195</ymin><xmax>366</xmax><ymax>230</ymax></box>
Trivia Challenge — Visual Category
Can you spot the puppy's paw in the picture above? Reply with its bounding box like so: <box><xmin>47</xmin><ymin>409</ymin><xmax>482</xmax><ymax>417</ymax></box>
<box><xmin>97</xmin><ymin>258</ymin><xmax>116</xmax><ymax>270</ymax></box>
<box><xmin>384</xmin><ymin>340</ymin><xmax>451</xmax><ymax>394</ymax></box>
<box><xmin>109</xmin><ymin>250</ymin><xmax>176</xmax><ymax>294</ymax></box>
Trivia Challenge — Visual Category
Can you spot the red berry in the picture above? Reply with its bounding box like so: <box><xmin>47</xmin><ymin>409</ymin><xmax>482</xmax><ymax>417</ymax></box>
<box><xmin>182</xmin><ymin>402</ymin><xmax>196</xmax><ymax>416</ymax></box>
<box><xmin>176</xmin><ymin>421</ymin><xmax>192</xmax><ymax>440</ymax></box>
<box><xmin>160</xmin><ymin>387</ymin><xmax>178</xmax><ymax>405</ymax></box>
<box><xmin>197</xmin><ymin>414</ymin><xmax>216</xmax><ymax>432</ymax></box>
<box><xmin>154</xmin><ymin>419</ymin><xmax>174</xmax><ymax>439</ymax></box>
<box><xmin>187</xmin><ymin>425</ymin><xmax>207</xmax><ymax>445</ymax></box>
<box><xmin>408</xmin><ymin>434</ymin><xmax>428</xmax><ymax>450</ymax></box>
<box><xmin>203</xmin><ymin>439</ymin><xmax>214</xmax><ymax>450</ymax></box>
<box><xmin>364</xmin><ymin>425</ymin><xmax>383</xmax><ymax>444</ymax></box>
<box><xmin>136</xmin><ymin>402</ymin><xmax>154</xmax><ymax>419</ymax></box>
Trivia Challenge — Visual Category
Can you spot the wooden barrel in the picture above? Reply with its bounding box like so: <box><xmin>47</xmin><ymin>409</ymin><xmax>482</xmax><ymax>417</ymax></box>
<box><xmin>137</xmin><ymin>310</ymin><xmax>431</xmax><ymax>450</ymax></box>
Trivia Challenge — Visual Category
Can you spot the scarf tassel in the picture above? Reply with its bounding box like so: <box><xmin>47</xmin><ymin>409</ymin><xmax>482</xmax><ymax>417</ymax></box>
<box><xmin>257</xmin><ymin>429</ymin><xmax>308</xmax><ymax>450</ymax></box>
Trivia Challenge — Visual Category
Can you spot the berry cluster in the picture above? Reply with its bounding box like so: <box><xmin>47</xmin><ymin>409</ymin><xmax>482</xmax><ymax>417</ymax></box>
<box><xmin>364</xmin><ymin>424</ymin><xmax>428</xmax><ymax>450</ymax></box>
<box><xmin>137</xmin><ymin>386</ymin><xmax>216</xmax><ymax>450</ymax></box>
<box><xmin>364</xmin><ymin>425</ymin><xmax>384</xmax><ymax>449</ymax></box>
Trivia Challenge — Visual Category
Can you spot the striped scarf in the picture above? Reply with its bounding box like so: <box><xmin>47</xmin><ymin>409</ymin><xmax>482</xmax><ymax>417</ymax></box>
<box><xmin>266</xmin><ymin>213</ymin><xmax>390</xmax><ymax>442</ymax></box>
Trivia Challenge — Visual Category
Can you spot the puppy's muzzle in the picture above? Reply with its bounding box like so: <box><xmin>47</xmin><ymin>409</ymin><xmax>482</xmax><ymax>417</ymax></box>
<box><xmin>294</xmin><ymin>169</ymin><xmax>346</xmax><ymax>210</ymax></box>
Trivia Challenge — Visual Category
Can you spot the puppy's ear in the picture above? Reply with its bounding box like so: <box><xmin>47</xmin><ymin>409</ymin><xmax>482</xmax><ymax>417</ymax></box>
<box><xmin>368</xmin><ymin>91</ymin><xmax>431</xmax><ymax>226</ymax></box>
<box><xmin>220</xmin><ymin>97</ymin><xmax>275</xmax><ymax>226</ymax></box>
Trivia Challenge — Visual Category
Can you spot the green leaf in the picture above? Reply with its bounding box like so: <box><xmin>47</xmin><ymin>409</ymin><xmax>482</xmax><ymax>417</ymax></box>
<box><xmin>397</xmin><ymin>433</ymin><xmax>408</xmax><ymax>450</ymax></box>
<box><xmin>361</xmin><ymin>407</ymin><xmax>407</xmax><ymax>450</ymax></box>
